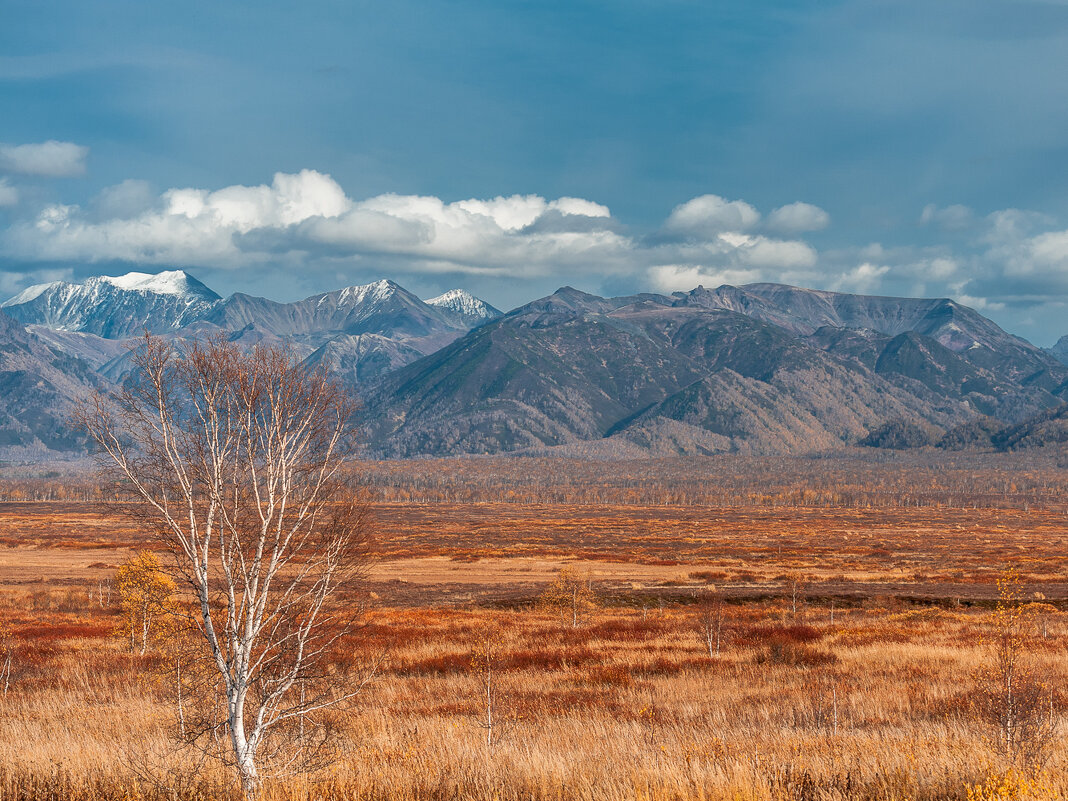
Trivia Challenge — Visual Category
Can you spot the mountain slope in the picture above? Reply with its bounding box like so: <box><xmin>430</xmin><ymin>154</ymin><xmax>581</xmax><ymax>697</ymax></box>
<box><xmin>303</xmin><ymin>334</ymin><xmax>426</xmax><ymax>387</ymax></box>
<box><xmin>5</xmin><ymin>271</ymin><xmax>1067</xmax><ymax>459</ymax></box>
<box><xmin>203</xmin><ymin>279</ymin><xmax>475</xmax><ymax>356</ymax></box>
<box><xmin>3</xmin><ymin>273</ymin><xmax>502</xmax><ymax>387</ymax></box>
<box><xmin>0</xmin><ymin>309</ymin><xmax>103</xmax><ymax>455</ymax></box>
<box><xmin>2</xmin><ymin>271</ymin><xmax>222</xmax><ymax>337</ymax></box>
<box><xmin>1047</xmin><ymin>335</ymin><xmax>1068</xmax><ymax>366</ymax></box>
<box><xmin>363</xmin><ymin>303</ymin><xmax>712</xmax><ymax>456</ymax></box>
<box><xmin>425</xmin><ymin>289</ymin><xmax>502</xmax><ymax>328</ymax></box>
<box><xmin>360</xmin><ymin>286</ymin><xmax>1068</xmax><ymax>458</ymax></box>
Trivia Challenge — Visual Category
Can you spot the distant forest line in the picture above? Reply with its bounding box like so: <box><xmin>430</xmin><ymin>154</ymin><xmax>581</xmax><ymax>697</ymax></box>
<box><xmin>2</xmin><ymin>451</ymin><xmax>1066</xmax><ymax>511</ymax></box>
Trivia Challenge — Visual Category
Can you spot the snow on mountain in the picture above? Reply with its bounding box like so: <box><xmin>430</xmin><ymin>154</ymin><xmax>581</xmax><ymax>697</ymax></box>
<box><xmin>101</xmin><ymin>270</ymin><xmax>207</xmax><ymax>296</ymax></box>
<box><xmin>1</xmin><ymin>270</ymin><xmax>222</xmax><ymax>338</ymax></box>
<box><xmin>1</xmin><ymin>271</ymin><xmax>500</xmax><ymax>346</ymax></box>
<box><xmin>328</xmin><ymin>279</ymin><xmax>399</xmax><ymax>309</ymax></box>
<box><xmin>425</xmin><ymin>289</ymin><xmax>502</xmax><ymax>327</ymax></box>
<box><xmin>4</xmin><ymin>281</ymin><xmax>63</xmax><ymax>306</ymax></box>
<box><xmin>209</xmin><ymin>279</ymin><xmax>468</xmax><ymax>348</ymax></box>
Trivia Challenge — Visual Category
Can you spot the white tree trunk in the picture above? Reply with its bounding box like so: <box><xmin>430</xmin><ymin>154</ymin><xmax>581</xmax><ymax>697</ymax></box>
<box><xmin>230</xmin><ymin>688</ymin><xmax>258</xmax><ymax>798</ymax></box>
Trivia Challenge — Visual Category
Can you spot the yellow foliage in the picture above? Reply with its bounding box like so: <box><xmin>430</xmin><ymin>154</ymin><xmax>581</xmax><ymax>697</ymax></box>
<box><xmin>115</xmin><ymin>550</ymin><xmax>177</xmax><ymax>654</ymax></box>
<box><xmin>967</xmin><ymin>770</ymin><xmax>1060</xmax><ymax>801</ymax></box>
<box><xmin>970</xmin><ymin>569</ymin><xmax>1055</xmax><ymax>768</ymax></box>
<box><xmin>537</xmin><ymin>566</ymin><xmax>597</xmax><ymax>628</ymax></box>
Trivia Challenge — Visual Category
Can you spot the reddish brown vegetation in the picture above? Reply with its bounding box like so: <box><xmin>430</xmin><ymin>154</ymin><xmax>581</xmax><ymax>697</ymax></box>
<box><xmin>0</xmin><ymin>453</ymin><xmax>1066</xmax><ymax>799</ymax></box>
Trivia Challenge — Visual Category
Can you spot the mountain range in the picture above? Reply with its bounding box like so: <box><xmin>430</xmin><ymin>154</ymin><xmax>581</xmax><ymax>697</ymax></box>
<box><xmin>2</xmin><ymin>270</ymin><xmax>1068</xmax><ymax>460</ymax></box>
<box><xmin>2</xmin><ymin>271</ymin><xmax>500</xmax><ymax>382</ymax></box>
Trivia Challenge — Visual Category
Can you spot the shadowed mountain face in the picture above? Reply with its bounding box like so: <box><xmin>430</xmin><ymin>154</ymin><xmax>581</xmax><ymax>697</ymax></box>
<box><xmin>3</xmin><ymin>275</ymin><xmax>1067</xmax><ymax>460</ymax></box>
<box><xmin>361</xmin><ymin>285</ymin><xmax>1068</xmax><ymax>457</ymax></box>
<box><xmin>0</xmin><ymin>309</ymin><xmax>103</xmax><ymax>454</ymax></box>
<box><xmin>1047</xmin><ymin>335</ymin><xmax>1068</xmax><ymax>366</ymax></box>
<box><xmin>0</xmin><ymin>272</ymin><xmax>502</xmax><ymax>458</ymax></box>
<box><xmin>205</xmin><ymin>280</ymin><xmax>467</xmax><ymax>346</ymax></box>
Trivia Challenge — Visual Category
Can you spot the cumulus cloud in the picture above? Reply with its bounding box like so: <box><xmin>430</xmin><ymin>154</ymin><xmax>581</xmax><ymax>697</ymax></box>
<box><xmin>1</xmin><ymin>172</ymin><xmax>635</xmax><ymax>278</ymax></box>
<box><xmin>648</xmin><ymin>264</ymin><xmax>766</xmax><ymax>293</ymax></box>
<box><xmin>925</xmin><ymin>257</ymin><xmax>958</xmax><ymax>280</ymax></box>
<box><xmin>1028</xmin><ymin>230</ymin><xmax>1068</xmax><ymax>269</ymax></box>
<box><xmin>765</xmin><ymin>202</ymin><xmax>830</xmax><ymax>234</ymax></box>
<box><xmin>663</xmin><ymin>194</ymin><xmax>761</xmax><ymax>238</ymax></box>
<box><xmin>2</xmin><ymin>169</ymin><xmax>845</xmax><ymax>308</ymax></box>
<box><xmin>0</xmin><ymin>178</ymin><xmax>17</xmax><ymax>207</ymax></box>
<box><xmin>6</xmin><ymin>170</ymin><xmax>351</xmax><ymax>266</ymax></box>
<box><xmin>282</xmin><ymin>191</ymin><xmax>632</xmax><ymax>277</ymax></box>
<box><xmin>971</xmin><ymin>207</ymin><xmax>1068</xmax><ymax>293</ymax></box>
<box><xmin>0</xmin><ymin>140</ymin><xmax>88</xmax><ymax>177</ymax></box>
<box><xmin>15</xmin><ymin>167</ymin><xmax>1068</xmax><ymax>339</ymax></box>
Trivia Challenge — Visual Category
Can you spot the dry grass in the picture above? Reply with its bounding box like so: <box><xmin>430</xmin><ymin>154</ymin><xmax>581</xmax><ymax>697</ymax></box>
<box><xmin>0</xmin><ymin>454</ymin><xmax>1067</xmax><ymax>799</ymax></box>
<box><xmin>0</xmin><ymin>588</ymin><xmax>1066</xmax><ymax>800</ymax></box>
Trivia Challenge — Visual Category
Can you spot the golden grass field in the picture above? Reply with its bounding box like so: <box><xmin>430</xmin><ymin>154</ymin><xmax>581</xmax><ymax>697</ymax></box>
<box><xmin>1</xmin><ymin>453</ymin><xmax>1067</xmax><ymax>800</ymax></box>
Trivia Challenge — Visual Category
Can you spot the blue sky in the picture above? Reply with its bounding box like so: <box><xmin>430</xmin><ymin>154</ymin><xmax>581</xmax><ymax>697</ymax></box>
<box><xmin>3</xmin><ymin>0</ymin><xmax>1068</xmax><ymax>343</ymax></box>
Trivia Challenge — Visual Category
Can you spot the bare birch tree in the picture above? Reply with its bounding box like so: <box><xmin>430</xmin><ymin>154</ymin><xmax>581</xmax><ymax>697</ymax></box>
<box><xmin>696</xmin><ymin>590</ymin><xmax>727</xmax><ymax>658</ymax></box>
<box><xmin>78</xmin><ymin>335</ymin><xmax>372</xmax><ymax>798</ymax></box>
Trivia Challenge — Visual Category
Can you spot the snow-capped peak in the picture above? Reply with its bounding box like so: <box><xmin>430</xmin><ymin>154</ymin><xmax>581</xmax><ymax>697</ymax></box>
<box><xmin>1</xmin><ymin>270</ymin><xmax>222</xmax><ymax>338</ymax></box>
<box><xmin>426</xmin><ymin>289</ymin><xmax>501</xmax><ymax>322</ymax></box>
<box><xmin>100</xmin><ymin>270</ymin><xmax>205</xmax><ymax>297</ymax></box>
<box><xmin>4</xmin><ymin>270</ymin><xmax>218</xmax><ymax>308</ymax></box>
<box><xmin>2</xmin><ymin>281</ymin><xmax>63</xmax><ymax>307</ymax></box>
<box><xmin>325</xmin><ymin>279</ymin><xmax>401</xmax><ymax>308</ymax></box>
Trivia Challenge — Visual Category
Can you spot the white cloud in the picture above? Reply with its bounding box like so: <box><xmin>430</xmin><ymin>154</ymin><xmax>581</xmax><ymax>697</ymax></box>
<box><xmin>0</xmin><ymin>140</ymin><xmax>88</xmax><ymax>177</ymax></box>
<box><xmin>547</xmin><ymin>197</ymin><xmax>611</xmax><ymax>219</ymax></box>
<box><xmin>448</xmin><ymin>195</ymin><xmax>610</xmax><ymax>231</ymax></box>
<box><xmin>975</xmin><ymin>208</ymin><xmax>1068</xmax><ymax>288</ymax></box>
<box><xmin>3</xmin><ymin>172</ymin><xmax>638</xmax><ymax>277</ymax></box>
<box><xmin>0</xmin><ymin>178</ymin><xmax>17</xmax><ymax>207</ymax></box>
<box><xmin>765</xmin><ymin>202</ymin><xmax>830</xmax><ymax>234</ymax></box>
<box><xmin>648</xmin><ymin>264</ymin><xmax>766</xmax><ymax>293</ymax></box>
<box><xmin>294</xmin><ymin>192</ymin><xmax>632</xmax><ymax>276</ymax></box>
<box><xmin>3</xmin><ymin>171</ymin><xmax>832</xmax><ymax>297</ymax></box>
<box><xmin>1027</xmin><ymin>230</ymin><xmax>1068</xmax><ymax>269</ymax></box>
<box><xmin>926</xmin><ymin>257</ymin><xmax>958</xmax><ymax>279</ymax></box>
<box><xmin>7</xmin><ymin>170</ymin><xmax>351</xmax><ymax>266</ymax></box>
<box><xmin>663</xmin><ymin>194</ymin><xmax>761</xmax><ymax>237</ymax></box>
<box><xmin>450</xmin><ymin>195</ymin><xmax>547</xmax><ymax>231</ymax></box>
<box><xmin>739</xmin><ymin>236</ymin><xmax>817</xmax><ymax>269</ymax></box>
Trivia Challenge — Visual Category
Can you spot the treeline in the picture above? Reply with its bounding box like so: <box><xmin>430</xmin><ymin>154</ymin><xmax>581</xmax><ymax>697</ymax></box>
<box><xmin>356</xmin><ymin>451</ymin><xmax>1068</xmax><ymax>511</ymax></box>
<box><xmin>2</xmin><ymin>451</ymin><xmax>1066</xmax><ymax>510</ymax></box>
<box><xmin>0</xmin><ymin>480</ymin><xmax>100</xmax><ymax>502</ymax></box>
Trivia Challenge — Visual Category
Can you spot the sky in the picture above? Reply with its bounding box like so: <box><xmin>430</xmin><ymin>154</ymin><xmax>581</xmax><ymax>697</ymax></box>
<box><xmin>3</xmin><ymin>0</ymin><xmax>1068</xmax><ymax>344</ymax></box>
